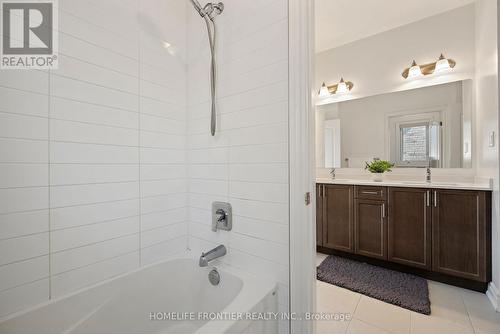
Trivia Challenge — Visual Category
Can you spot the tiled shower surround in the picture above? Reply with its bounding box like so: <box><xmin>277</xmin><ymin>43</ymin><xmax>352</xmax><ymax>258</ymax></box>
<box><xmin>0</xmin><ymin>0</ymin><xmax>290</xmax><ymax>332</ymax></box>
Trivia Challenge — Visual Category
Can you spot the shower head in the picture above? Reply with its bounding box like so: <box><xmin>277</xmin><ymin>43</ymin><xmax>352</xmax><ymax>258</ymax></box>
<box><xmin>188</xmin><ymin>0</ymin><xmax>224</xmax><ymax>19</ymax></box>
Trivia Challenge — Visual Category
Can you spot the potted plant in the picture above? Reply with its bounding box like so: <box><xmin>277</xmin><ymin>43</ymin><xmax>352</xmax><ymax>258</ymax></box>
<box><xmin>365</xmin><ymin>159</ymin><xmax>394</xmax><ymax>182</ymax></box>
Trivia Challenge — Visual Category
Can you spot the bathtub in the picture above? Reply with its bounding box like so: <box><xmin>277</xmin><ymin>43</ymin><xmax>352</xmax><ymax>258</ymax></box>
<box><xmin>0</xmin><ymin>258</ymin><xmax>278</xmax><ymax>334</ymax></box>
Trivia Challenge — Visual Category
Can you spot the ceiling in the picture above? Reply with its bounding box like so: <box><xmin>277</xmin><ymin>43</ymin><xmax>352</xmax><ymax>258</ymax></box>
<box><xmin>315</xmin><ymin>0</ymin><xmax>476</xmax><ymax>53</ymax></box>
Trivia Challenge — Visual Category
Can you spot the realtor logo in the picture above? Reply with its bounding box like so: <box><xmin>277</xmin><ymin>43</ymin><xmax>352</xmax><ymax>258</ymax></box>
<box><xmin>1</xmin><ymin>0</ymin><xmax>58</xmax><ymax>69</ymax></box>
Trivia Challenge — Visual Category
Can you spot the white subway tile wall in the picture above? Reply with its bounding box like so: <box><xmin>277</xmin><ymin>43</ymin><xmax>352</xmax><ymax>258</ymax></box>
<box><xmin>0</xmin><ymin>0</ymin><xmax>188</xmax><ymax>316</ymax></box>
<box><xmin>0</xmin><ymin>1</ymin><xmax>291</xmax><ymax>332</ymax></box>
<box><xmin>186</xmin><ymin>0</ymin><xmax>290</xmax><ymax>333</ymax></box>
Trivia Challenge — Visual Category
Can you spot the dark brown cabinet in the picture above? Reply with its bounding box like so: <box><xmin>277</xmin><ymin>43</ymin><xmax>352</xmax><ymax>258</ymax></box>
<box><xmin>316</xmin><ymin>184</ymin><xmax>323</xmax><ymax>246</ymax></box>
<box><xmin>324</xmin><ymin>185</ymin><xmax>354</xmax><ymax>252</ymax></box>
<box><xmin>317</xmin><ymin>183</ymin><xmax>492</xmax><ymax>289</ymax></box>
<box><xmin>317</xmin><ymin>184</ymin><xmax>354</xmax><ymax>252</ymax></box>
<box><xmin>388</xmin><ymin>188</ymin><xmax>431</xmax><ymax>270</ymax></box>
<box><xmin>432</xmin><ymin>189</ymin><xmax>490</xmax><ymax>281</ymax></box>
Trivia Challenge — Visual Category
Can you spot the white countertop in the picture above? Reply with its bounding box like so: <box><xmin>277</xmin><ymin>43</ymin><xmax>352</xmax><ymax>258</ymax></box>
<box><xmin>316</xmin><ymin>178</ymin><xmax>493</xmax><ymax>191</ymax></box>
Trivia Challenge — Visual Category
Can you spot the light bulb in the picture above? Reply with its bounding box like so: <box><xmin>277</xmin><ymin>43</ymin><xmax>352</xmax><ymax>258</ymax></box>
<box><xmin>434</xmin><ymin>54</ymin><xmax>451</xmax><ymax>73</ymax></box>
<box><xmin>407</xmin><ymin>60</ymin><xmax>423</xmax><ymax>79</ymax></box>
<box><xmin>336</xmin><ymin>78</ymin><xmax>349</xmax><ymax>94</ymax></box>
<box><xmin>318</xmin><ymin>82</ymin><xmax>331</xmax><ymax>98</ymax></box>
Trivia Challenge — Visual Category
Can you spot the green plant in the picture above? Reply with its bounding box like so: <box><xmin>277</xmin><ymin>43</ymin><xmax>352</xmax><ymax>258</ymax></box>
<box><xmin>365</xmin><ymin>160</ymin><xmax>395</xmax><ymax>174</ymax></box>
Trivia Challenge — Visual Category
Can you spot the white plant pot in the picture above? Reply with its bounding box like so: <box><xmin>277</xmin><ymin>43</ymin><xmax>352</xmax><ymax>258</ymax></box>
<box><xmin>371</xmin><ymin>173</ymin><xmax>384</xmax><ymax>182</ymax></box>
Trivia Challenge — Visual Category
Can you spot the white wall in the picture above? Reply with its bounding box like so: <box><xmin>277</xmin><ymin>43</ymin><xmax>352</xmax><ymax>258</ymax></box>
<box><xmin>0</xmin><ymin>0</ymin><xmax>188</xmax><ymax>317</ymax></box>
<box><xmin>474</xmin><ymin>0</ymin><xmax>500</xmax><ymax>308</ymax></box>
<box><xmin>186</xmin><ymin>0</ymin><xmax>289</xmax><ymax>332</ymax></box>
<box><xmin>315</xmin><ymin>4</ymin><xmax>476</xmax><ymax>105</ymax></box>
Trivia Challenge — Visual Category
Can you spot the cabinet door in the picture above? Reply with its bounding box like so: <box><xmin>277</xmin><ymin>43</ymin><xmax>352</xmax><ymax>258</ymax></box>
<box><xmin>316</xmin><ymin>185</ymin><xmax>323</xmax><ymax>246</ymax></box>
<box><xmin>388</xmin><ymin>188</ymin><xmax>431</xmax><ymax>270</ymax></box>
<box><xmin>432</xmin><ymin>190</ymin><xmax>489</xmax><ymax>281</ymax></box>
<box><xmin>323</xmin><ymin>185</ymin><xmax>354</xmax><ymax>252</ymax></box>
<box><xmin>355</xmin><ymin>199</ymin><xmax>387</xmax><ymax>260</ymax></box>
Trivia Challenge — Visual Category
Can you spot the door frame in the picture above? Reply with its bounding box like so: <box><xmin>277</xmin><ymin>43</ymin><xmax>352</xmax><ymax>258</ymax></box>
<box><xmin>289</xmin><ymin>0</ymin><xmax>316</xmax><ymax>333</ymax></box>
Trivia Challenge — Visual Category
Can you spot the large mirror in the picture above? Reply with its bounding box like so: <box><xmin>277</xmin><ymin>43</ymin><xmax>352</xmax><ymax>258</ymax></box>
<box><xmin>316</xmin><ymin>80</ymin><xmax>473</xmax><ymax>169</ymax></box>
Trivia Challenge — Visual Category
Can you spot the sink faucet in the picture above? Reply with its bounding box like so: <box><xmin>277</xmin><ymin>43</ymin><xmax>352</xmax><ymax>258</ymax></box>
<box><xmin>330</xmin><ymin>168</ymin><xmax>336</xmax><ymax>180</ymax></box>
<box><xmin>199</xmin><ymin>245</ymin><xmax>227</xmax><ymax>267</ymax></box>
<box><xmin>426</xmin><ymin>160</ymin><xmax>432</xmax><ymax>183</ymax></box>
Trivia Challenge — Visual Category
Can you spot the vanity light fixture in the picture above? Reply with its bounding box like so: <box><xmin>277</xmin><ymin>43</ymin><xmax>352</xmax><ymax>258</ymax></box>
<box><xmin>318</xmin><ymin>78</ymin><xmax>354</xmax><ymax>97</ymax></box>
<box><xmin>402</xmin><ymin>54</ymin><xmax>456</xmax><ymax>79</ymax></box>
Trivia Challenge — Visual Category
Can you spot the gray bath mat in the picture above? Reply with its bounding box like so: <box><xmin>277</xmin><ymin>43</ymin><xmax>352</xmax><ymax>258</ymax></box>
<box><xmin>317</xmin><ymin>255</ymin><xmax>431</xmax><ymax>315</ymax></box>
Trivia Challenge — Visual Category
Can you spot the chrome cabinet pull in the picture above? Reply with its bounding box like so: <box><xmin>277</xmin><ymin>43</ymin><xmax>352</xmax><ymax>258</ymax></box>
<box><xmin>382</xmin><ymin>204</ymin><xmax>386</xmax><ymax>219</ymax></box>
<box><xmin>434</xmin><ymin>191</ymin><xmax>438</xmax><ymax>207</ymax></box>
<box><xmin>322</xmin><ymin>185</ymin><xmax>326</xmax><ymax>198</ymax></box>
<box><xmin>426</xmin><ymin>191</ymin><xmax>430</xmax><ymax>207</ymax></box>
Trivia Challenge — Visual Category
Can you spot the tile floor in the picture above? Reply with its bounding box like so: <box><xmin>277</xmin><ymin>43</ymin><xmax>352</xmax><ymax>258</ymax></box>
<box><xmin>315</xmin><ymin>253</ymin><xmax>500</xmax><ymax>334</ymax></box>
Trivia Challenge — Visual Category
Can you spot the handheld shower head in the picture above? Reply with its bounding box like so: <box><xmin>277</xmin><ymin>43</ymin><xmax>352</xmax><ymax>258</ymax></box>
<box><xmin>189</xmin><ymin>0</ymin><xmax>224</xmax><ymax>19</ymax></box>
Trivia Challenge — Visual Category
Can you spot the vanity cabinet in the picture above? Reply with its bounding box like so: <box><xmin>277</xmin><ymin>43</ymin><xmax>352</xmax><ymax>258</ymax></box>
<box><xmin>432</xmin><ymin>189</ymin><xmax>490</xmax><ymax>281</ymax></box>
<box><xmin>388</xmin><ymin>188</ymin><xmax>432</xmax><ymax>270</ymax></box>
<box><xmin>354</xmin><ymin>187</ymin><xmax>387</xmax><ymax>260</ymax></box>
<box><xmin>317</xmin><ymin>183</ymin><xmax>492</xmax><ymax>289</ymax></box>
<box><xmin>317</xmin><ymin>184</ymin><xmax>354</xmax><ymax>252</ymax></box>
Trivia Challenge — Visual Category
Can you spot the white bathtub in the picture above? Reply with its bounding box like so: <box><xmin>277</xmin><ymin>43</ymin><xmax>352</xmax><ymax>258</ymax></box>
<box><xmin>0</xmin><ymin>258</ymin><xmax>278</xmax><ymax>334</ymax></box>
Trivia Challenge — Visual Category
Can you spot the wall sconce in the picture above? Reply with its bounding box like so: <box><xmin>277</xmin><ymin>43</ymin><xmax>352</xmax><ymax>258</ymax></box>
<box><xmin>402</xmin><ymin>54</ymin><xmax>456</xmax><ymax>79</ymax></box>
<box><xmin>318</xmin><ymin>78</ymin><xmax>354</xmax><ymax>97</ymax></box>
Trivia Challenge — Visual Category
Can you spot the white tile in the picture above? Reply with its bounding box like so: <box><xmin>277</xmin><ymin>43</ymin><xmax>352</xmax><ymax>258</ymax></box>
<box><xmin>50</xmin><ymin>164</ymin><xmax>139</xmax><ymax>185</ymax></box>
<box><xmin>140</xmin><ymin>165</ymin><xmax>186</xmax><ymax>181</ymax></box>
<box><xmin>410</xmin><ymin>312</ymin><xmax>474</xmax><ymax>334</ymax></box>
<box><xmin>140</xmin><ymin>131</ymin><xmax>185</xmax><ymax>149</ymax></box>
<box><xmin>0</xmin><ymin>233</ymin><xmax>49</xmax><ymax>266</ymax></box>
<box><xmin>354</xmin><ymin>296</ymin><xmax>411</xmax><ymax>334</ymax></box>
<box><xmin>0</xmin><ymin>113</ymin><xmax>48</xmax><ymax>140</ymax></box>
<box><xmin>0</xmin><ymin>70</ymin><xmax>48</xmax><ymax>95</ymax></box>
<box><xmin>229</xmin><ymin>163</ymin><xmax>288</xmax><ymax>184</ymax></box>
<box><xmin>140</xmin><ymin>114</ymin><xmax>186</xmax><ymax>135</ymax></box>
<box><xmin>141</xmin><ymin>207</ymin><xmax>188</xmax><ymax>231</ymax></box>
<box><xmin>461</xmin><ymin>289</ymin><xmax>500</xmax><ymax>334</ymax></box>
<box><xmin>0</xmin><ymin>164</ymin><xmax>48</xmax><ymax>189</ymax></box>
<box><xmin>221</xmin><ymin>101</ymin><xmax>287</xmax><ymax>130</ymax></box>
<box><xmin>0</xmin><ymin>279</ymin><xmax>49</xmax><ymax>318</ymax></box>
<box><xmin>0</xmin><ymin>187</ymin><xmax>48</xmax><ymax>214</ymax></box>
<box><xmin>51</xmin><ymin>97</ymin><xmax>139</xmax><ymax>129</ymax></box>
<box><xmin>50</xmin><ymin>216</ymin><xmax>139</xmax><ymax>252</ymax></box>
<box><xmin>51</xmin><ymin>75</ymin><xmax>138</xmax><ymax>112</ymax></box>
<box><xmin>0</xmin><ymin>210</ymin><xmax>49</xmax><ymax>240</ymax></box>
<box><xmin>50</xmin><ymin>119</ymin><xmax>139</xmax><ymax>146</ymax></box>
<box><xmin>0</xmin><ymin>139</ymin><xmax>48</xmax><ymax>164</ymax></box>
<box><xmin>427</xmin><ymin>281</ymin><xmax>473</xmax><ymax>329</ymax></box>
<box><xmin>228</xmin><ymin>143</ymin><xmax>288</xmax><ymax>164</ymax></box>
<box><xmin>230</xmin><ymin>181</ymin><xmax>288</xmax><ymax>203</ymax></box>
<box><xmin>140</xmin><ymin>97</ymin><xmax>185</xmax><ymax>121</ymax></box>
<box><xmin>231</xmin><ymin>198</ymin><xmax>288</xmax><ymax>224</ymax></box>
<box><xmin>190</xmin><ymin>179</ymin><xmax>228</xmax><ymax>197</ymax></box>
<box><xmin>50</xmin><ymin>142</ymin><xmax>138</xmax><ymax>164</ymax></box>
<box><xmin>140</xmin><ymin>147</ymin><xmax>186</xmax><ymax>164</ymax></box>
<box><xmin>50</xmin><ymin>199</ymin><xmax>139</xmax><ymax>231</ymax></box>
<box><xmin>51</xmin><ymin>252</ymin><xmax>139</xmax><ymax>298</ymax></box>
<box><xmin>229</xmin><ymin>233</ymin><xmax>288</xmax><ymax>265</ymax></box>
<box><xmin>50</xmin><ymin>182</ymin><xmax>139</xmax><ymax>208</ymax></box>
<box><xmin>0</xmin><ymin>256</ymin><xmax>49</xmax><ymax>292</ymax></box>
<box><xmin>232</xmin><ymin>216</ymin><xmax>288</xmax><ymax>245</ymax></box>
<box><xmin>140</xmin><ymin>222</ymin><xmax>187</xmax><ymax>248</ymax></box>
<box><xmin>55</xmin><ymin>55</ymin><xmax>138</xmax><ymax>94</ymax></box>
<box><xmin>347</xmin><ymin>319</ymin><xmax>393</xmax><ymax>334</ymax></box>
<box><xmin>141</xmin><ymin>236</ymin><xmax>187</xmax><ymax>266</ymax></box>
<box><xmin>51</xmin><ymin>234</ymin><xmax>139</xmax><ymax>274</ymax></box>
<box><xmin>140</xmin><ymin>193</ymin><xmax>188</xmax><ymax>214</ymax></box>
<box><xmin>0</xmin><ymin>86</ymin><xmax>48</xmax><ymax>117</ymax></box>
<box><xmin>316</xmin><ymin>281</ymin><xmax>360</xmax><ymax>315</ymax></box>
<box><xmin>140</xmin><ymin>179</ymin><xmax>187</xmax><ymax>198</ymax></box>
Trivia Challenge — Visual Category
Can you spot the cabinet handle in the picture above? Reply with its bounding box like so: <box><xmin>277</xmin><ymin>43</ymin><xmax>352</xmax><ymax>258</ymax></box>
<box><xmin>434</xmin><ymin>191</ymin><xmax>438</xmax><ymax>207</ymax></box>
<box><xmin>362</xmin><ymin>191</ymin><xmax>379</xmax><ymax>195</ymax></box>
<box><xmin>382</xmin><ymin>204</ymin><xmax>386</xmax><ymax>219</ymax></box>
<box><xmin>318</xmin><ymin>186</ymin><xmax>321</xmax><ymax>198</ymax></box>
<box><xmin>426</xmin><ymin>191</ymin><xmax>430</xmax><ymax>207</ymax></box>
<box><xmin>322</xmin><ymin>185</ymin><xmax>326</xmax><ymax>198</ymax></box>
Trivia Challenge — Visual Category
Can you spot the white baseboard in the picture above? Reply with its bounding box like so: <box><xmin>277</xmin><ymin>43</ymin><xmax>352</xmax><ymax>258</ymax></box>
<box><xmin>486</xmin><ymin>282</ymin><xmax>500</xmax><ymax>312</ymax></box>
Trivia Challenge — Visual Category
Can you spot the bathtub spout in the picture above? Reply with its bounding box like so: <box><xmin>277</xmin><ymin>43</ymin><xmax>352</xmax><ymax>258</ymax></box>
<box><xmin>199</xmin><ymin>245</ymin><xmax>227</xmax><ymax>267</ymax></box>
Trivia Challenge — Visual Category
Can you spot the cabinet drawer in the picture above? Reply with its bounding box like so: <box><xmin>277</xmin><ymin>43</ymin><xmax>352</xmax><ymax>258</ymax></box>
<box><xmin>355</xmin><ymin>186</ymin><xmax>387</xmax><ymax>200</ymax></box>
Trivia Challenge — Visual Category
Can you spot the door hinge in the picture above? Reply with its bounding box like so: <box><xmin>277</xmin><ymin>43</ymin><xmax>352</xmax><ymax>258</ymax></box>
<box><xmin>305</xmin><ymin>192</ymin><xmax>311</xmax><ymax>206</ymax></box>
